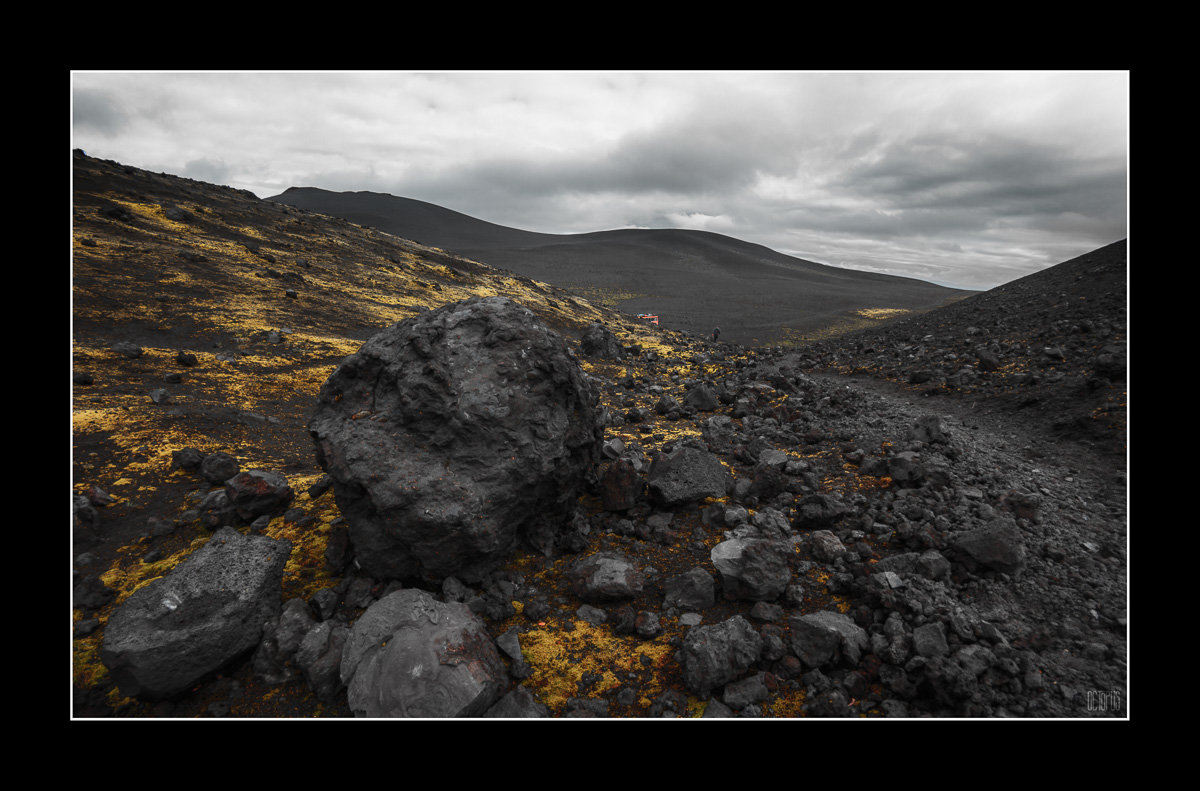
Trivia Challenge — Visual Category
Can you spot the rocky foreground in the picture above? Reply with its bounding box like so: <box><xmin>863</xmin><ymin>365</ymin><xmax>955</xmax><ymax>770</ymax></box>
<box><xmin>71</xmin><ymin>152</ymin><xmax>1128</xmax><ymax>718</ymax></box>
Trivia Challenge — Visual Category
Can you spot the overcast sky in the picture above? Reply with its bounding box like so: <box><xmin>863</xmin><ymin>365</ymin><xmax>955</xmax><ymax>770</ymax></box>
<box><xmin>71</xmin><ymin>70</ymin><xmax>1128</xmax><ymax>290</ymax></box>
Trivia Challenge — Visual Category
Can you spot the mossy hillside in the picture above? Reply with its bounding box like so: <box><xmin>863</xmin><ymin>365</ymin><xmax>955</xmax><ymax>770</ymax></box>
<box><xmin>72</xmin><ymin>153</ymin><xmax>900</xmax><ymax>717</ymax></box>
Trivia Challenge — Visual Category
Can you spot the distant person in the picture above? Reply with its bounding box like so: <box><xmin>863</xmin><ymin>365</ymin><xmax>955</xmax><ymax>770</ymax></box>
<box><xmin>711</xmin><ymin>327</ymin><xmax>720</xmax><ymax>342</ymax></box>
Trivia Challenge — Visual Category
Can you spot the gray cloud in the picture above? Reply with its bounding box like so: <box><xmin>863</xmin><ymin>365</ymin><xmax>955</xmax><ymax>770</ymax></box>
<box><xmin>70</xmin><ymin>71</ymin><xmax>1128</xmax><ymax>291</ymax></box>
<box><xmin>72</xmin><ymin>86</ymin><xmax>130</xmax><ymax>136</ymax></box>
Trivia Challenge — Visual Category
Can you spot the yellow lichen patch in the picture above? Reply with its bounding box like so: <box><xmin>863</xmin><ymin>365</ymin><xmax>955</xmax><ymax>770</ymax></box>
<box><xmin>519</xmin><ymin>617</ymin><xmax>675</xmax><ymax>715</ymax></box>
<box><xmin>567</xmin><ymin>285</ymin><xmax>653</xmax><ymax>309</ymax></box>
<box><xmin>854</xmin><ymin>308</ymin><xmax>912</xmax><ymax>320</ymax></box>
<box><xmin>764</xmin><ymin>688</ymin><xmax>808</xmax><ymax>717</ymax></box>
<box><xmin>258</xmin><ymin>476</ymin><xmax>344</xmax><ymax>602</ymax></box>
<box><xmin>73</xmin><ymin>631</ymin><xmax>109</xmax><ymax>688</ymax></box>
<box><xmin>99</xmin><ymin>535</ymin><xmax>209</xmax><ymax>606</ymax></box>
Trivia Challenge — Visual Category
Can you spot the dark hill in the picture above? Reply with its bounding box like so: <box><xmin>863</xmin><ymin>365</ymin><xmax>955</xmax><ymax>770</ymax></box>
<box><xmin>267</xmin><ymin>187</ymin><xmax>971</xmax><ymax>346</ymax></box>
<box><xmin>795</xmin><ymin>239</ymin><xmax>1128</xmax><ymax>463</ymax></box>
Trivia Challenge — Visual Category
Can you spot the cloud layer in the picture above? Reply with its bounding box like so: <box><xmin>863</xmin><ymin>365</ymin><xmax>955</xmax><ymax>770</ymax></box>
<box><xmin>72</xmin><ymin>71</ymin><xmax>1128</xmax><ymax>290</ymax></box>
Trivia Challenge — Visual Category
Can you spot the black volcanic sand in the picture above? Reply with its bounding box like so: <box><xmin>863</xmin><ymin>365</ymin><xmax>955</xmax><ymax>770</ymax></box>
<box><xmin>267</xmin><ymin>188</ymin><xmax>973</xmax><ymax>347</ymax></box>
<box><xmin>73</xmin><ymin>152</ymin><xmax>1128</xmax><ymax>719</ymax></box>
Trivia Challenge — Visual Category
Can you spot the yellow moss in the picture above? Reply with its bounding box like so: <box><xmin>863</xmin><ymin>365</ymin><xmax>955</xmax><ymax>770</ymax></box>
<box><xmin>99</xmin><ymin>536</ymin><xmax>208</xmax><ymax>606</ymax></box>
<box><xmin>765</xmin><ymin>688</ymin><xmax>808</xmax><ymax>717</ymax></box>
<box><xmin>853</xmin><ymin>308</ymin><xmax>912</xmax><ymax>320</ymax></box>
<box><xmin>519</xmin><ymin>618</ymin><xmax>675</xmax><ymax>715</ymax></box>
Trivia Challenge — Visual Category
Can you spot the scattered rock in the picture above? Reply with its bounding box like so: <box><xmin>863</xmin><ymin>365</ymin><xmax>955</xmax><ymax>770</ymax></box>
<box><xmin>223</xmin><ymin>469</ymin><xmax>295</xmax><ymax>523</ymax></box>
<box><xmin>200</xmin><ymin>452</ymin><xmax>240</xmax><ymax>484</ymax></box>
<box><xmin>567</xmin><ymin>551</ymin><xmax>646</xmax><ymax>602</ymax></box>
<box><xmin>710</xmin><ymin>535</ymin><xmax>792</xmax><ymax>601</ymax></box>
<box><xmin>580</xmin><ymin>322</ymin><xmax>624</xmax><ymax>359</ymax></box>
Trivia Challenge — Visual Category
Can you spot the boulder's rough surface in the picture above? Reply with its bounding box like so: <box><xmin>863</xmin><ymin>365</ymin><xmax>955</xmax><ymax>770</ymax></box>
<box><xmin>680</xmin><ymin>615</ymin><xmax>763</xmax><ymax>694</ymax></box>
<box><xmin>339</xmin><ymin>588</ymin><xmax>507</xmax><ymax>717</ymax></box>
<box><xmin>309</xmin><ymin>297</ymin><xmax>603</xmax><ymax>583</ymax></box>
<box><xmin>100</xmin><ymin>527</ymin><xmax>291</xmax><ymax>699</ymax></box>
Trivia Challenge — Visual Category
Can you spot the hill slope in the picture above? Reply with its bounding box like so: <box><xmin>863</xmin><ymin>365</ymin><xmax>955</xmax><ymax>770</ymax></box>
<box><xmin>795</xmin><ymin>239</ymin><xmax>1128</xmax><ymax>463</ymax></box>
<box><xmin>267</xmin><ymin>187</ymin><xmax>971</xmax><ymax>346</ymax></box>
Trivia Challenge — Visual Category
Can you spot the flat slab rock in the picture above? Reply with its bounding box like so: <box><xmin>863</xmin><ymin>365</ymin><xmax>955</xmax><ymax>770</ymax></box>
<box><xmin>100</xmin><ymin>527</ymin><xmax>292</xmax><ymax>700</ymax></box>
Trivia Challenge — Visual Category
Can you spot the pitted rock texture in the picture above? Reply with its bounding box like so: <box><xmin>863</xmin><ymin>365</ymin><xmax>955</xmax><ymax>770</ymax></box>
<box><xmin>100</xmin><ymin>527</ymin><xmax>292</xmax><ymax>700</ymax></box>
<box><xmin>309</xmin><ymin>296</ymin><xmax>603</xmax><ymax>584</ymax></box>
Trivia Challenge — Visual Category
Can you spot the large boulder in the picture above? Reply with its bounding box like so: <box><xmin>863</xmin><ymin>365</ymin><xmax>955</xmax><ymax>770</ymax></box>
<box><xmin>309</xmin><ymin>297</ymin><xmax>603</xmax><ymax>584</ymax></box>
<box><xmin>100</xmin><ymin>527</ymin><xmax>292</xmax><ymax>699</ymax></box>
<box><xmin>339</xmin><ymin>589</ymin><xmax>507</xmax><ymax>717</ymax></box>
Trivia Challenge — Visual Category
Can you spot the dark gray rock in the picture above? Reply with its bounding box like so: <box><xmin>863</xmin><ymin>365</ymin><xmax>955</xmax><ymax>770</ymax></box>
<box><xmin>294</xmin><ymin>620</ymin><xmax>349</xmax><ymax>703</ymax></box>
<box><xmin>496</xmin><ymin>626</ymin><xmax>533</xmax><ymax>679</ymax></box>
<box><xmin>309</xmin><ymin>296</ymin><xmax>603</xmax><ymax>583</ymax></box>
<box><xmin>635</xmin><ymin>610</ymin><xmax>663</xmax><ymax>638</ymax></box>
<box><xmin>171</xmin><ymin>446</ymin><xmax>205</xmax><ymax>472</ymax></box>
<box><xmin>701</xmin><ymin>415</ymin><xmax>740</xmax><ymax>453</ymax></box>
<box><xmin>223</xmin><ymin>469</ymin><xmax>295</xmax><ymax>523</ymax></box>
<box><xmin>196</xmin><ymin>489</ymin><xmax>235</xmax><ymax>529</ymax></box>
<box><xmin>793</xmin><ymin>493</ymin><xmax>849</xmax><ymax>530</ymax></box>
<box><xmin>74</xmin><ymin>495</ymin><xmax>100</xmax><ymax>539</ymax></box>
<box><xmin>580</xmin><ymin>322</ymin><xmax>624</xmax><ymax>359</ymax></box>
<box><xmin>807</xmin><ymin>530</ymin><xmax>846</xmax><ymax>562</ymax></box>
<box><xmin>912</xmin><ymin>622</ymin><xmax>950</xmax><ymax>658</ymax></box>
<box><xmin>887</xmin><ymin>451</ymin><xmax>926</xmax><ymax>487</ymax></box>
<box><xmin>339</xmin><ymin>588</ymin><xmax>507</xmax><ymax>717</ymax></box>
<box><xmin>680</xmin><ymin>615</ymin><xmax>763</xmax><ymax>695</ymax></box>
<box><xmin>723</xmin><ymin>671</ymin><xmax>770</xmax><ymax>709</ymax></box>
<box><xmin>710</xmin><ymin>536</ymin><xmax>791</xmax><ymax>601</ymax></box>
<box><xmin>646</xmin><ymin>445</ymin><xmax>729</xmax><ymax>507</ymax></box>
<box><xmin>100</xmin><ymin>527</ymin><xmax>292</xmax><ymax>699</ymax></box>
<box><xmin>682</xmin><ymin>383</ymin><xmax>720</xmax><ymax>412</ymax></box>
<box><xmin>654</xmin><ymin>393</ymin><xmax>683</xmax><ymax>415</ymax></box>
<box><xmin>954</xmin><ymin>522</ymin><xmax>1027</xmax><ymax>575</ymax></box>
<box><xmin>200</xmin><ymin>452</ymin><xmax>240</xmax><ymax>485</ymax></box>
<box><xmin>788</xmin><ymin>609</ymin><xmax>869</xmax><ymax>669</ymax></box>
<box><xmin>253</xmin><ymin>597</ymin><xmax>316</xmax><ymax>685</ymax></box>
<box><xmin>599</xmin><ymin>458</ymin><xmax>641</xmax><ymax>512</ymax></box>
<box><xmin>910</xmin><ymin>415</ymin><xmax>950</xmax><ymax>444</ymax></box>
<box><xmin>664</xmin><ymin>567</ymin><xmax>716</xmax><ymax>611</ymax></box>
<box><xmin>484</xmin><ymin>685</ymin><xmax>550</xmax><ymax>717</ymax></box>
<box><xmin>567</xmin><ymin>551</ymin><xmax>646</xmax><ymax>602</ymax></box>
<box><xmin>112</xmin><ymin>341</ymin><xmax>143</xmax><ymax>359</ymax></box>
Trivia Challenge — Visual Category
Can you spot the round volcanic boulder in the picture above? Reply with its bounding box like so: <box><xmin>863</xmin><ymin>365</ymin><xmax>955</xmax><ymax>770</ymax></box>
<box><xmin>308</xmin><ymin>296</ymin><xmax>603</xmax><ymax>584</ymax></box>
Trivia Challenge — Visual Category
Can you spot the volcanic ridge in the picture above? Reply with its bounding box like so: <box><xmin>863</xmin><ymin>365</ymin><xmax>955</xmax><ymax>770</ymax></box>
<box><xmin>267</xmin><ymin>187</ymin><xmax>973</xmax><ymax>347</ymax></box>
